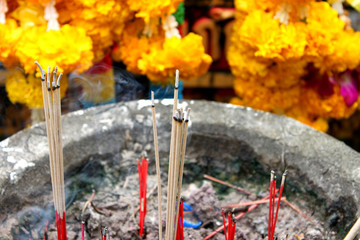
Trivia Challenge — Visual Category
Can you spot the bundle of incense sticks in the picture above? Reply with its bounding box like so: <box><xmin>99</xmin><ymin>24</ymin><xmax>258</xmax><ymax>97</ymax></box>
<box><xmin>35</xmin><ymin>61</ymin><xmax>67</xmax><ymax>240</ymax></box>
<box><xmin>151</xmin><ymin>91</ymin><xmax>163</xmax><ymax>240</ymax></box>
<box><xmin>137</xmin><ymin>157</ymin><xmax>149</xmax><ymax>238</ymax></box>
<box><xmin>222</xmin><ymin>210</ymin><xmax>236</xmax><ymax>240</ymax></box>
<box><xmin>164</xmin><ymin>70</ymin><xmax>192</xmax><ymax>240</ymax></box>
<box><xmin>268</xmin><ymin>170</ymin><xmax>287</xmax><ymax>240</ymax></box>
<box><xmin>176</xmin><ymin>200</ymin><xmax>184</xmax><ymax>240</ymax></box>
<box><xmin>100</xmin><ymin>227</ymin><xmax>108</xmax><ymax>240</ymax></box>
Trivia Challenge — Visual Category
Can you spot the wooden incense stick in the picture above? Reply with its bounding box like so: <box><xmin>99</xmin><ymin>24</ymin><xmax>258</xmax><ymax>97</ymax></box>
<box><xmin>221</xmin><ymin>197</ymin><xmax>286</xmax><ymax>209</ymax></box>
<box><xmin>173</xmin><ymin>108</ymin><xmax>190</xmax><ymax>239</ymax></box>
<box><xmin>170</xmin><ymin>109</ymin><xmax>183</xmax><ymax>239</ymax></box>
<box><xmin>165</xmin><ymin>70</ymin><xmax>179</xmax><ymax>239</ymax></box>
<box><xmin>203</xmin><ymin>174</ymin><xmax>255</xmax><ymax>196</ymax></box>
<box><xmin>151</xmin><ymin>91</ymin><xmax>163</xmax><ymax>240</ymax></box>
<box><xmin>35</xmin><ymin>62</ymin><xmax>67</xmax><ymax>240</ymax></box>
<box><xmin>344</xmin><ymin>216</ymin><xmax>360</xmax><ymax>240</ymax></box>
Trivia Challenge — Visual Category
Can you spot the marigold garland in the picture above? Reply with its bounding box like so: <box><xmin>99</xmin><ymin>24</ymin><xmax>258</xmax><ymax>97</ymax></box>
<box><xmin>3</xmin><ymin>0</ymin><xmax>211</xmax><ymax>110</ymax></box>
<box><xmin>229</xmin><ymin>0</ymin><xmax>360</xmax><ymax>131</ymax></box>
<box><xmin>116</xmin><ymin>17</ymin><xmax>211</xmax><ymax>83</ymax></box>
<box><xmin>16</xmin><ymin>24</ymin><xmax>94</xmax><ymax>75</ymax></box>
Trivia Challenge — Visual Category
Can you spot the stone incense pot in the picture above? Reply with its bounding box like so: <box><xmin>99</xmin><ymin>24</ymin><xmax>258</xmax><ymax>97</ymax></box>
<box><xmin>1</xmin><ymin>100</ymin><xmax>360</xmax><ymax>238</ymax></box>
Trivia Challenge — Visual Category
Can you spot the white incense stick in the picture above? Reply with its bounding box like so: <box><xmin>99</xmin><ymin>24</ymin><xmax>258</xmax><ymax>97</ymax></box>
<box><xmin>171</xmin><ymin>109</ymin><xmax>183</xmax><ymax>239</ymax></box>
<box><xmin>165</xmin><ymin>71</ymin><xmax>179</xmax><ymax>239</ymax></box>
<box><xmin>151</xmin><ymin>91</ymin><xmax>163</xmax><ymax>240</ymax></box>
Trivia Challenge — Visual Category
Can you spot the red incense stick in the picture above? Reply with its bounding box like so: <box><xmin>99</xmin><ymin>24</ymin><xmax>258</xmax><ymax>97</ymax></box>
<box><xmin>137</xmin><ymin>157</ymin><xmax>148</xmax><ymax>238</ymax></box>
<box><xmin>205</xmin><ymin>191</ymin><xmax>278</xmax><ymax>240</ymax></box>
<box><xmin>103</xmin><ymin>228</ymin><xmax>107</xmax><ymax>240</ymax></box>
<box><xmin>271</xmin><ymin>177</ymin><xmax>276</xmax><ymax>240</ymax></box>
<box><xmin>176</xmin><ymin>200</ymin><xmax>184</xmax><ymax>240</ymax></box>
<box><xmin>271</xmin><ymin>170</ymin><xmax>287</xmax><ymax>239</ymax></box>
<box><xmin>268</xmin><ymin>171</ymin><xmax>275</xmax><ymax>240</ymax></box>
<box><xmin>222</xmin><ymin>210</ymin><xmax>227</xmax><ymax>240</ymax></box>
<box><xmin>81</xmin><ymin>221</ymin><xmax>85</xmax><ymax>240</ymax></box>
<box><xmin>43</xmin><ymin>221</ymin><xmax>49</xmax><ymax>240</ymax></box>
<box><xmin>229</xmin><ymin>218</ymin><xmax>236</xmax><ymax>240</ymax></box>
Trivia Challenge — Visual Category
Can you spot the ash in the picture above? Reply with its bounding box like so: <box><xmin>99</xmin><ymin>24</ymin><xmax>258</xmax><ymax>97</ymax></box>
<box><xmin>50</xmin><ymin>178</ymin><xmax>331</xmax><ymax>240</ymax></box>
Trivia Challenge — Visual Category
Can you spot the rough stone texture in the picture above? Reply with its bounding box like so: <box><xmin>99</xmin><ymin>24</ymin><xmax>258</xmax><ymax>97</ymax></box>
<box><xmin>1</xmin><ymin>100</ymin><xmax>360</xmax><ymax>231</ymax></box>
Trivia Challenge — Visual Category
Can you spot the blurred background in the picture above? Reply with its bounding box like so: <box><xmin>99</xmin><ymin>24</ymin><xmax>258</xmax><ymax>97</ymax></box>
<box><xmin>1</xmin><ymin>0</ymin><xmax>360</xmax><ymax>151</ymax></box>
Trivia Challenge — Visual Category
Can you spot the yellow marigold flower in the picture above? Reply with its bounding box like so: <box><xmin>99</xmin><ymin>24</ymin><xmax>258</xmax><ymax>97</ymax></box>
<box><xmin>16</xmin><ymin>24</ymin><xmax>94</xmax><ymax>75</ymax></box>
<box><xmin>126</xmin><ymin>0</ymin><xmax>182</xmax><ymax>22</ymax></box>
<box><xmin>301</xmin><ymin>87</ymin><xmax>358</xmax><ymax>119</ymax></box>
<box><xmin>233</xmin><ymin>77</ymin><xmax>300</xmax><ymax>112</ymax></box>
<box><xmin>10</xmin><ymin>1</ymin><xmax>47</xmax><ymax>28</ymax></box>
<box><xmin>227</xmin><ymin>41</ymin><xmax>271</xmax><ymax>79</ymax></box>
<box><xmin>115</xmin><ymin>18</ymin><xmax>164</xmax><ymax>74</ymax></box>
<box><xmin>285</xmin><ymin>105</ymin><xmax>329</xmax><ymax>132</ymax></box>
<box><xmin>314</xmin><ymin>30</ymin><xmax>360</xmax><ymax>73</ymax></box>
<box><xmin>305</xmin><ymin>1</ymin><xmax>345</xmax><ymax>59</ymax></box>
<box><xmin>0</xmin><ymin>19</ymin><xmax>21</xmax><ymax>66</ymax></box>
<box><xmin>138</xmin><ymin>33</ymin><xmax>212</xmax><ymax>82</ymax></box>
<box><xmin>57</xmin><ymin>0</ymin><xmax>131</xmax><ymax>61</ymax></box>
<box><xmin>240</xmin><ymin>10</ymin><xmax>307</xmax><ymax>61</ymax></box>
<box><xmin>5</xmin><ymin>70</ymin><xmax>68</xmax><ymax>108</ymax></box>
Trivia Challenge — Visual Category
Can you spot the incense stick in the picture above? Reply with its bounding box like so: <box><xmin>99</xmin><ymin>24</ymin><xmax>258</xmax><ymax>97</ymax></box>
<box><xmin>151</xmin><ymin>91</ymin><xmax>163</xmax><ymax>240</ymax></box>
<box><xmin>282</xmin><ymin>199</ymin><xmax>314</xmax><ymax>225</ymax></box>
<box><xmin>344</xmin><ymin>216</ymin><xmax>360</xmax><ymax>240</ymax></box>
<box><xmin>203</xmin><ymin>174</ymin><xmax>255</xmax><ymax>196</ymax></box>
<box><xmin>35</xmin><ymin>61</ymin><xmax>67</xmax><ymax>240</ymax></box>
<box><xmin>173</xmin><ymin>108</ymin><xmax>190</xmax><ymax>239</ymax></box>
<box><xmin>165</xmin><ymin>70</ymin><xmax>179</xmax><ymax>240</ymax></box>
<box><xmin>221</xmin><ymin>197</ymin><xmax>286</xmax><ymax>209</ymax></box>
<box><xmin>170</xmin><ymin>109</ymin><xmax>183</xmax><ymax>239</ymax></box>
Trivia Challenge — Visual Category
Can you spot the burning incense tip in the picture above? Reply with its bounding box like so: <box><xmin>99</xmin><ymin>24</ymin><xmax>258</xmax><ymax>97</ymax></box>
<box><xmin>35</xmin><ymin>61</ymin><xmax>45</xmax><ymax>80</ymax></box>
<box><xmin>47</xmin><ymin>67</ymin><xmax>51</xmax><ymax>90</ymax></box>
<box><xmin>52</xmin><ymin>67</ymin><xmax>58</xmax><ymax>89</ymax></box>
<box><xmin>57</xmin><ymin>73</ymin><xmax>63</xmax><ymax>88</ymax></box>
<box><xmin>281</xmin><ymin>170</ymin><xmax>287</xmax><ymax>186</ymax></box>
<box><xmin>151</xmin><ymin>91</ymin><xmax>154</xmax><ymax>106</ymax></box>
<box><xmin>174</xmin><ymin>110</ymin><xmax>180</xmax><ymax>121</ymax></box>
<box><xmin>185</xmin><ymin>108</ymin><xmax>191</xmax><ymax>122</ymax></box>
<box><xmin>175</xmin><ymin>69</ymin><xmax>179</xmax><ymax>88</ymax></box>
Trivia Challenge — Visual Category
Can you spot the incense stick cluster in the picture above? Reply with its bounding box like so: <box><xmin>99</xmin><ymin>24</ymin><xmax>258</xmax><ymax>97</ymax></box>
<box><xmin>222</xmin><ymin>210</ymin><xmax>236</xmax><ymax>240</ymax></box>
<box><xmin>101</xmin><ymin>227</ymin><xmax>110</xmax><ymax>240</ymax></box>
<box><xmin>35</xmin><ymin>61</ymin><xmax>67</xmax><ymax>240</ymax></box>
<box><xmin>158</xmin><ymin>70</ymin><xmax>191</xmax><ymax>240</ymax></box>
<box><xmin>268</xmin><ymin>170</ymin><xmax>287</xmax><ymax>240</ymax></box>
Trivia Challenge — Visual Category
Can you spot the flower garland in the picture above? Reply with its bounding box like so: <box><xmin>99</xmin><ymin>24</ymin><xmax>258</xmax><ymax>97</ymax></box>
<box><xmin>115</xmin><ymin>16</ymin><xmax>211</xmax><ymax>84</ymax></box>
<box><xmin>2</xmin><ymin>0</ymin><xmax>211</xmax><ymax>109</ymax></box>
<box><xmin>229</xmin><ymin>0</ymin><xmax>360</xmax><ymax>132</ymax></box>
